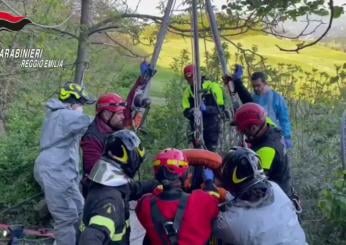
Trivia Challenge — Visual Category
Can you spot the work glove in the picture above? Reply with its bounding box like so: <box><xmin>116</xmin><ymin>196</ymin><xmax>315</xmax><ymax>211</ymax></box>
<box><xmin>284</xmin><ymin>138</ymin><xmax>293</xmax><ymax>149</ymax></box>
<box><xmin>140</xmin><ymin>61</ymin><xmax>156</xmax><ymax>79</ymax></box>
<box><xmin>203</xmin><ymin>167</ymin><xmax>215</xmax><ymax>182</ymax></box>
<box><xmin>187</xmin><ymin>108</ymin><xmax>194</xmax><ymax>120</ymax></box>
<box><xmin>222</xmin><ymin>74</ymin><xmax>233</xmax><ymax>85</ymax></box>
<box><xmin>233</xmin><ymin>64</ymin><xmax>243</xmax><ymax>80</ymax></box>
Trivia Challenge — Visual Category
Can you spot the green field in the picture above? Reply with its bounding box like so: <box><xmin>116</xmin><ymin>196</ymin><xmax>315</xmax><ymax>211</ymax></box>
<box><xmin>137</xmin><ymin>33</ymin><xmax>346</xmax><ymax>98</ymax></box>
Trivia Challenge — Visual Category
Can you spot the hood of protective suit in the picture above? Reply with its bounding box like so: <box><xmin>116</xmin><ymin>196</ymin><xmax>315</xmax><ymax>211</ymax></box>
<box><xmin>46</xmin><ymin>98</ymin><xmax>69</xmax><ymax>111</ymax></box>
<box><xmin>233</xmin><ymin>181</ymin><xmax>274</xmax><ymax>209</ymax></box>
<box><xmin>213</xmin><ymin>181</ymin><xmax>306</xmax><ymax>245</ymax></box>
<box><xmin>34</xmin><ymin>98</ymin><xmax>91</xmax><ymax>186</ymax></box>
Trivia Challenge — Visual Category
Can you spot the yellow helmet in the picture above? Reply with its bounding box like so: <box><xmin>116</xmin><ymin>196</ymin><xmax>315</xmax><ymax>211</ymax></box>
<box><xmin>59</xmin><ymin>82</ymin><xmax>95</xmax><ymax>105</ymax></box>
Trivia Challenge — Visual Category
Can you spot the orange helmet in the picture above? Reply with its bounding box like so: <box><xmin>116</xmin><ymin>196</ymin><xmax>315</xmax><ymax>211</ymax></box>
<box><xmin>153</xmin><ymin>148</ymin><xmax>189</xmax><ymax>182</ymax></box>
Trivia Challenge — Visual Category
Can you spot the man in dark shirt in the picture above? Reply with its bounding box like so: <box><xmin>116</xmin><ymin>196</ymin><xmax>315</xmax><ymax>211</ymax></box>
<box><xmin>80</xmin><ymin>93</ymin><xmax>126</xmax><ymax>195</ymax></box>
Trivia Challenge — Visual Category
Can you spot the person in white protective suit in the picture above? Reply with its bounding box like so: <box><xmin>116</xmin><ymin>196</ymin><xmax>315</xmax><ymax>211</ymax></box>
<box><xmin>34</xmin><ymin>82</ymin><xmax>95</xmax><ymax>245</ymax></box>
<box><xmin>213</xmin><ymin>147</ymin><xmax>307</xmax><ymax>245</ymax></box>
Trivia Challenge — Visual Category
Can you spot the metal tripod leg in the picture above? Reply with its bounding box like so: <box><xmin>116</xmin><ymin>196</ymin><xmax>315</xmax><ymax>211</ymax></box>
<box><xmin>191</xmin><ymin>0</ymin><xmax>205</xmax><ymax>149</ymax></box>
<box><xmin>205</xmin><ymin>0</ymin><xmax>243</xmax><ymax>146</ymax></box>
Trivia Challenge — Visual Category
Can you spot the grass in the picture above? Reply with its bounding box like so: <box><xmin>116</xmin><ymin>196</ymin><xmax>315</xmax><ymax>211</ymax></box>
<box><xmin>137</xmin><ymin>33</ymin><xmax>346</xmax><ymax>98</ymax></box>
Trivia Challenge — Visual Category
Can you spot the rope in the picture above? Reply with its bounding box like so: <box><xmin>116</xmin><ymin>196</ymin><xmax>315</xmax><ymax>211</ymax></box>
<box><xmin>0</xmin><ymin>192</ymin><xmax>43</xmax><ymax>216</ymax></box>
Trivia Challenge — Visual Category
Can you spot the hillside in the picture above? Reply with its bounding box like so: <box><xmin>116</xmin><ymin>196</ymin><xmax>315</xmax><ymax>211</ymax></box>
<box><xmin>136</xmin><ymin>32</ymin><xmax>346</xmax><ymax>97</ymax></box>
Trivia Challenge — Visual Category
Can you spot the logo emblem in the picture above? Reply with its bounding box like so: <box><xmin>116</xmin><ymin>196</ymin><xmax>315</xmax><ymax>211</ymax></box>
<box><xmin>109</xmin><ymin>145</ymin><xmax>129</xmax><ymax>164</ymax></box>
<box><xmin>0</xmin><ymin>11</ymin><xmax>31</xmax><ymax>32</ymax></box>
<box><xmin>232</xmin><ymin>166</ymin><xmax>248</xmax><ymax>184</ymax></box>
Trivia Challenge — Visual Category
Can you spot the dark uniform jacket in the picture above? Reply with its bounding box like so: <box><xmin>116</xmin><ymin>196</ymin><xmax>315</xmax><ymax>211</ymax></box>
<box><xmin>79</xmin><ymin>180</ymin><xmax>157</xmax><ymax>245</ymax></box>
<box><xmin>250</xmin><ymin>126</ymin><xmax>291</xmax><ymax>195</ymax></box>
<box><xmin>182</xmin><ymin>79</ymin><xmax>225</xmax><ymax>150</ymax></box>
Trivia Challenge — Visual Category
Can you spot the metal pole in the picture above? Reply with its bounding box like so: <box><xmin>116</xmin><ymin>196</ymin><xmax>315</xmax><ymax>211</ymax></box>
<box><xmin>205</xmin><ymin>0</ymin><xmax>243</xmax><ymax>146</ymax></box>
<box><xmin>142</xmin><ymin>0</ymin><xmax>175</xmax><ymax>98</ymax></box>
<box><xmin>150</xmin><ymin>0</ymin><xmax>175</xmax><ymax>68</ymax></box>
<box><xmin>205</xmin><ymin>0</ymin><xmax>228</xmax><ymax>75</ymax></box>
<box><xmin>192</xmin><ymin>0</ymin><xmax>204</xmax><ymax>147</ymax></box>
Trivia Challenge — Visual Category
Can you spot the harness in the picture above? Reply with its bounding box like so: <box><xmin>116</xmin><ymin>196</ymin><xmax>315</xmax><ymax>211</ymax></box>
<box><xmin>150</xmin><ymin>193</ymin><xmax>189</xmax><ymax>245</ymax></box>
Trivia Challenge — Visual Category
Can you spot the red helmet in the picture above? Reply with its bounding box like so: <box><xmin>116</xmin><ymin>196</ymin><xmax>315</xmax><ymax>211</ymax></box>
<box><xmin>234</xmin><ymin>103</ymin><xmax>266</xmax><ymax>133</ymax></box>
<box><xmin>183</xmin><ymin>64</ymin><xmax>195</xmax><ymax>79</ymax></box>
<box><xmin>153</xmin><ymin>148</ymin><xmax>189</xmax><ymax>181</ymax></box>
<box><xmin>96</xmin><ymin>93</ymin><xmax>127</xmax><ymax>114</ymax></box>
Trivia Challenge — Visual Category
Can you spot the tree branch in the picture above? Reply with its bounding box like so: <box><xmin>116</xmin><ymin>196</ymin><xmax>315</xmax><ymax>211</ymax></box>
<box><xmin>276</xmin><ymin>0</ymin><xmax>334</xmax><ymax>53</ymax></box>
<box><xmin>89</xmin><ymin>13</ymin><xmax>163</xmax><ymax>34</ymax></box>
<box><xmin>88</xmin><ymin>25</ymin><xmax>120</xmax><ymax>36</ymax></box>
<box><xmin>35</xmin><ymin>26</ymin><xmax>78</xmax><ymax>39</ymax></box>
<box><xmin>91</xmin><ymin>41</ymin><xmax>144</xmax><ymax>58</ymax></box>
<box><xmin>221</xmin><ymin>34</ymin><xmax>267</xmax><ymax>67</ymax></box>
<box><xmin>260</xmin><ymin>14</ymin><xmax>326</xmax><ymax>40</ymax></box>
<box><xmin>104</xmin><ymin>32</ymin><xmax>146</xmax><ymax>58</ymax></box>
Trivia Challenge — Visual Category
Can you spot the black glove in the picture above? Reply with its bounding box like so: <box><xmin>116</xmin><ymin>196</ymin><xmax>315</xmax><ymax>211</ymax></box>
<box><xmin>222</xmin><ymin>74</ymin><xmax>233</xmax><ymax>85</ymax></box>
<box><xmin>184</xmin><ymin>108</ymin><xmax>194</xmax><ymax>120</ymax></box>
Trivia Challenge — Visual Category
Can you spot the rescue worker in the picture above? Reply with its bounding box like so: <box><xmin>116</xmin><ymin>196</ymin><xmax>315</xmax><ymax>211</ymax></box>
<box><xmin>81</xmin><ymin>93</ymin><xmax>126</xmax><ymax>178</ymax></box>
<box><xmin>34</xmin><ymin>82</ymin><xmax>95</xmax><ymax>245</ymax></box>
<box><xmin>224</xmin><ymin>65</ymin><xmax>293</xmax><ymax>148</ymax></box>
<box><xmin>213</xmin><ymin>147</ymin><xmax>306</xmax><ymax>244</ymax></box>
<box><xmin>182</xmin><ymin>64</ymin><xmax>225</xmax><ymax>152</ymax></box>
<box><xmin>233</xmin><ymin>102</ymin><xmax>292</xmax><ymax>196</ymax></box>
<box><xmin>81</xmin><ymin>62</ymin><xmax>155</xmax><ymax>195</ymax></box>
<box><xmin>136</xmin><ymin>148</ymin><xmax>220</xmax><ymax>245</ymax></box>
<box><xmin>79</xmin><ymin>129</ymin><xmax>158</xmax><ymax>245</ymax></box>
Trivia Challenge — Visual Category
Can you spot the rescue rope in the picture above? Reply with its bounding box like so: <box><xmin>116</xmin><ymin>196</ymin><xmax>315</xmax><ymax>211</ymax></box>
<box><xmin>0</xmin><ymin>192</ymin><xmax>43</xmax><ymax>216</ymax></box>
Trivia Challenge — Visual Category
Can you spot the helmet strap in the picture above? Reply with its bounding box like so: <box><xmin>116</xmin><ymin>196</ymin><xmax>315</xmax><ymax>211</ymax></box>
<box><xmin>101</xmin><ymin>111</ymin><xmax>119</xmax><ymax>130</ymax></box>
<box><xmin>106</xmin><ymin>112</ymin><xmax>114</xmax><ymax>127</ymax></box>
<box><xmin>233</xmin><ymin>178</ymin><xmax>265</xmax><ymax>200</ymax></box>
<box><xmin>250</xmin><ymin>121</ymin><xmax>267</xmax><ymax>140</ymax></box>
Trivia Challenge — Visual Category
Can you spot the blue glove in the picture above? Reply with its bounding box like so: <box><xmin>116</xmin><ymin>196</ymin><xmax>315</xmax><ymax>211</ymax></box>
<box><xmin>140</xmin><ymin>61</ymin><xmax>156</xmax><ymax>78</ymax></box>
<box><xmin>203</xmin><ymin>167</ymin><xmax>215</xmax><ymax>182</ymax></box>
<box><xmin>200</xmin><ymin>102</ymin><xmax>207</xmax><ymax>112</ymax></box>
<box><xmin>233</xmin><ymin>64</ymin><xmax>243</xmax><ymax>80</ymax></box>
<box><xmin>285</xmin><ymin>138</ymin><xmax>293</xmax><ymax>149</ymax></box>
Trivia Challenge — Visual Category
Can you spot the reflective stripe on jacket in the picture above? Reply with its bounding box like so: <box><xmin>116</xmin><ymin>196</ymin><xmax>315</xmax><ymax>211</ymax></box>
<box><xmin>251</xmin><ymin>126</ymin><xmax>291</xmax><ymax>195</ymax></box>
<box><xmin>182</xmin><ymin>80</ymin><xmax>225</xmax><ymax>110</ymax></box>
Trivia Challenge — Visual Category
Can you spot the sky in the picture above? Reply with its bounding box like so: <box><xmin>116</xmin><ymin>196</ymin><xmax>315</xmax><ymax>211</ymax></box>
<box><xmin>126</xmin><ymin>0</ymin><xmax>346</xmax><ymax>16</ymax></box>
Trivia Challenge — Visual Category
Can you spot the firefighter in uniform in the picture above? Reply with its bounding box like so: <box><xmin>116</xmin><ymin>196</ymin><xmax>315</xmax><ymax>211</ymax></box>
<box><xmin>214</xmin><ymin>147</ymin><xmax>306</xmax><ymax>244</ymax></box>
<box><xmin>79</xmin><ymin>129</ymin><xmax>157</xmax><ymax>245</ymax></box>
<box><xmin>233</xmin><ymin>102</ymin><xmax>292</xmax><ymax>196</ymax></box>
<box><xmin>182</xmin><ymin>64</ymin><xmax>225</xmax><ymax>152</ymax></box>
